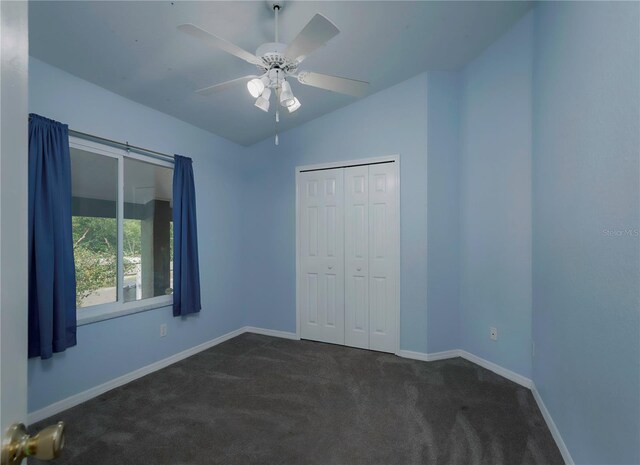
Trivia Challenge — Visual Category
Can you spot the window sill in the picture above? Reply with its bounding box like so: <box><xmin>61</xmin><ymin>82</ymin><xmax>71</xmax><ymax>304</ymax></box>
<box><xmin>77</xmin><ymin>297</ymin><xmax>173</xmax><ymax>326</ymax></box>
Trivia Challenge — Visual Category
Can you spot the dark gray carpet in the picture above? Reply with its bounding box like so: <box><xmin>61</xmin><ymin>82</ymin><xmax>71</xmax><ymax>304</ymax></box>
<box><xmin>30</xmin><ymin>333</ymin><xmax>563</xmax><ymax>465</ymax></box>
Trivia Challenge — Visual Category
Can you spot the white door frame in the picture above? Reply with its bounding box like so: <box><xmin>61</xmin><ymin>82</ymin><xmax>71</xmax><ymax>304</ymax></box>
<box><xmin>295</xmin><ymin>154</ymin><xmax>401</xmax><ymax>355</ymax></box>
<box><xmin>1</xmin><ymin>0</ymin><xmax>29</xmax><ymax>439</ymax></box>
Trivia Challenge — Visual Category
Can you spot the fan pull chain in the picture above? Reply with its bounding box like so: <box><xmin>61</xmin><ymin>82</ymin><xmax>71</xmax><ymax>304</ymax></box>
<box><xmin>275</xmin><ymin>107</ymin><xmax>280</xmax><ymax>145</ymax></box>
<box><xmin>275</xmin><ymin>72</ymin><xmax>280</xmax><ymax>146</ymax></box>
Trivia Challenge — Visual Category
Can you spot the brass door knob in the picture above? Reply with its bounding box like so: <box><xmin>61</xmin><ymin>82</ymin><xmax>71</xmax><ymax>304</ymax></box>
<box><xmin>1</xmin><ymin>422</ymin><xmax>65</xmax><ymax>464</ymax></box>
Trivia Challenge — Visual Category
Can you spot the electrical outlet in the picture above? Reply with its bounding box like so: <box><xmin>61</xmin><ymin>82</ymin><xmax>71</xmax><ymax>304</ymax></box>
<box><xmin>160</xmin><ymin>323</ymin><xmax>167</xmax><ymax>337</ymax></box>
<box><xmin>490</xmin><ymin>327</ymin><xmax>498</xmax><ymax>341</ymax></box>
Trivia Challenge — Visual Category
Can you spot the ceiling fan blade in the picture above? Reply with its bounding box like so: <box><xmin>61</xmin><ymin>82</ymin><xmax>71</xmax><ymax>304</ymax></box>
<box><xmin>297</xmin><ymin>71</ymin><xmax>369</xmax><ymax>97</ymax></box>
<box><xmin>178</xmin><ymin>24</ymin><xmax>263</xmax><ymax>66</ymax></box>
<box><xmin>284</xmin><ymin>14</ymin><xmax>340</xmax><ymax>63</ymax></box>
<box><xmin>195</xmin><ymin>75</ymin><xmax>259</xmax><ymax>96</ymax></box>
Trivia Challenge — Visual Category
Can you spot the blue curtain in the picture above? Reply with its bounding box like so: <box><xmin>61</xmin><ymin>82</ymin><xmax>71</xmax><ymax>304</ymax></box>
<box><xmin>172</xmin><ymin>155</ymin><xmax>201</xmax><ymax>316</ymax></box>
<box><xmin>28</xmin><ymin>114</ymin><xmax>77</xmax><ymax>359</ymax></box>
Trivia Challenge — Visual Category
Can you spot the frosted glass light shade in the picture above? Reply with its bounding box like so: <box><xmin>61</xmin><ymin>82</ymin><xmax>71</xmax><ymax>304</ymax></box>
<box><xmin>288</xmin><ymin>97</ymin><xmax>301</xmax><ymax>113</ymax></box>
<box><xmin>247</xmin><ymin>78</ymin><xmax>265</xmax><ymax>98</ymax></box>
<box><xmin>255</xmin><ymin>87</ymin><xmax>271</xmax><ymax>112</ymax></box>
<box><xmin>280</xmin><ymin>81</ymin><xmax>295</xmax><ymax>107</ymax></box>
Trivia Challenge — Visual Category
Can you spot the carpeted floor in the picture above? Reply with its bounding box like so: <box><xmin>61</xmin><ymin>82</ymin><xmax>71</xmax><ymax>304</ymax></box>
<box><xmin>30</xmin><ymin>333</ymin><xmax>563</xmax><ymax>465</ymax></box>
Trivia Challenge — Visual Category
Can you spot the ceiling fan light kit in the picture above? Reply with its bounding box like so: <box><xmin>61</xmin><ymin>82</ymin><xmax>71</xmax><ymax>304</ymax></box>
<box><xmin>178</xmin><ymin>1</ymin><xmax>369</xmax><ymax>145</ymax></box>
<box><xmin>255</xmin><ymin>87</ymin><xmax>271</xmax><ymax>112</ymax></box>
<box><xmin>279</xmin><ymin>80</ymin><xmax>295</xmax><ymax>107</ymax></box>
<box><xmin>247</xmin><ymin>75</ymin><xmax>270</xmax><ymax>98</ymax></box>
<box><xmin>288</xmin><ymin>97</ymin><xmax>301</xmax><ymax>113</ymax></box>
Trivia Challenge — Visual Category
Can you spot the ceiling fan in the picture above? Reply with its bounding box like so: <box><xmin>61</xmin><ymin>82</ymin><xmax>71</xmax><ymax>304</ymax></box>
<box><xmin>178</xmin><ymin>1</ymin><xmax>369</xmax><ymax>145</ymax></box>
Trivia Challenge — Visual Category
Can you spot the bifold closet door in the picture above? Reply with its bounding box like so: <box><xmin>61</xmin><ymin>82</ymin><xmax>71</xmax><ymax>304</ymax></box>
<box><xmin>344</xmin><ymin>166</ymin><xmax>369</xmax><ymax>349</ymax></box>
<box><xmin>367</xmin><ymin>162</ymin><xmax>398</xmax><ymax>353</ymax></box>
<box><xmin>344</xmin><ymin>163</ymin><xmax>398</xmax><ymax>353</ymax></box>
<box><xmin>299</xmin><ymin>169</ymin><xmax>345</xmax><ymax>345</ymax></box>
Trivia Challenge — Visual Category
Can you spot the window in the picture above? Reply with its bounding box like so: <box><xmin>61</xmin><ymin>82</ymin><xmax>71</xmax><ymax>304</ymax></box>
<box><xmin>70</xmin><ymin>137</ymin><xmax>173</xmax><ymax>324</ymax></box>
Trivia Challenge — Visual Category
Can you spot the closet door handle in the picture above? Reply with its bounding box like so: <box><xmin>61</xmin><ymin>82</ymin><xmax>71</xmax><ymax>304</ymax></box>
<box><xmin>328</xmin><ymin>265</ymin><xmax>333</xmax><ymax>270</ymax></box>
<box><xmin>357</xmin><ymin>267</ymin><xmax>362</xmax><ymax>271</ymax></box>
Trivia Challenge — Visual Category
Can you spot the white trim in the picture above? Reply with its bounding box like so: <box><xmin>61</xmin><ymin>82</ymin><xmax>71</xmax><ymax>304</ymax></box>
<box><xmin>393</xmin><ymin>156</ymin><xmax>401</xmax><ymax>356</ymax></box>
<box><xmin>295</xmin><ymin>154</ymin><xmax>401</xmax><ymax>353</ymax></box>
<box><xmin>295</xmin><ymin>155</ymin><xmax>400</xmax><ymax>174</ymax></box>
<box><xmin>532</xmin><ymin>384</ymin><xmax>574</xmax><ymax>465</ymax></box>
<box><xmin>27</xmin><ymin>327</ymin><xmax>245</xmax><ymax>424</ymax></box>
<box><xmin>69</xmin><ymin>136</ymin><xmax>173</xmax><ymax>169</ymax></box>
<box><xmin>424</xmin><ymin>349</ymin><xmax>460</xmax><ymax>361</ymax></box>
<box><xmin>27</xmin><ymin>326</ymin><xmax>299</xmax><ymax>425</ymax></box>
<box><xmin>245</xmin><ymin>326</ymin><xmax>299</xmax><ymax>340</ymax></box>
<box><xmin>397</xmin><ymin>349</ymin><xmax>460</xmax><ymax>362</ymax></box>
<box><xmin>77</xmin><ymin>298</ymin><xmax>172</xmax><ymax>326</ymax></box>
<box><xmin>117</xmin><ymin>140</ymin><xmax>125</xmax><ymax>310</ymax></box>
<box><xmin>397</xmin><ymin>348</ymin><xmax>532</xmax><ymax>389</ymax></box>
<box><xmin>427</xmin><ymin>349</ymin><xmax>461</xmax><ymax>362</ymax></box>
<box><xmin>397</xmin><ymin>349</ymin><xmax>431</xmax><ymax>362</ymax></box>
<box><xmin>28</xmin><ymin>326</ymin><xmax>572</xmax><ymax>465</ymax></box>
<box><xmin>458</xmin><ymin>350</ymin><xmax>533</xmax><ymax>388</ymax></box>
<box><xmin>423</xmin><ymin>73</ymin><xmax>429</xmax><ymax>360</ymax></box>
<box><xmin>295</xmin><ymin>172</ymin><xmax>301</xmax><ymax>339</ymax></box>
<box><xmin>69</xmin><ymin>136</ymin><xmax>123</xmax><ymax>160</ymax></box>
<box><xmin>398</xmin><ymin>348</ymin><xmax>570</xmax><ymax>463</ymax></box>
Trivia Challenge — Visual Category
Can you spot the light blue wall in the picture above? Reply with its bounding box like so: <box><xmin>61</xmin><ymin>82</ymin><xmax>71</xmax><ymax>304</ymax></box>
<box><xmin>28</xmin><ymin>58</ymin><xmax>248</xmax><ymax>412</ymax></box>
<box><xmin>241</xmin><ymin>74</ymin><xmax>431</xmax><ymax>353</ymax></box>
<box><xmin>28</xmin><ymin>10</ymin><xmax>640</xmax><ymax>465</ymax></box>
<box><xmin>532</xmin><ymin>3</ymin><xmax>640</xmax><ymax>464</ymax></box>
<box><xmin>459</xmin><ymin>12</ymin><xmax>533</xmax><ymax>378</ymax></box>
<box><xmin>426</xmin><ymin>72</ymin><xmax>461</xmax><ymax>353</ymax></box>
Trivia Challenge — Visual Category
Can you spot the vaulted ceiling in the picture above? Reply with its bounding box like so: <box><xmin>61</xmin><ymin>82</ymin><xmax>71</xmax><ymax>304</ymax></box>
<box><xmin>29</xmin><ymin>1</ymin><xmax>532</xmax><ymax>146</ymax></box>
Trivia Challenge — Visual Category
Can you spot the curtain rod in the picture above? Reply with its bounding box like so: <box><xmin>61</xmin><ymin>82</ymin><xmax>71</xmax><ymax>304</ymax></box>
<box><xmin>68</xmin><ymin>129</ymin><xmax>175</xmax><ymax>163</ymax></box>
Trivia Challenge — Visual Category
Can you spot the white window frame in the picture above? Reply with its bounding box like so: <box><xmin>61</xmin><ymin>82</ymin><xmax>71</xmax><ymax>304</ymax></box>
<box><xmin>69</xmin><ymin>136</ymin><xmax>174</xmax><ymax>325</ymax></box>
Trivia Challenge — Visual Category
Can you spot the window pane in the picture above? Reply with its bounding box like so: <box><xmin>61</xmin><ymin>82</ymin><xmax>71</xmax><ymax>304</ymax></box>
<box><xmin>123</xmin><ymin>158</ymin><xmax>173</xmax><ymax>301</ymax></box>
<box><xmin>71</xmin><ymin>148</ymin><xmax>118</xmax><ymax>309</ymax></box>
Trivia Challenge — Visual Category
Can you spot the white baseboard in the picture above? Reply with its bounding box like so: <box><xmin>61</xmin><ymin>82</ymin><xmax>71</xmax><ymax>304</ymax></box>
<box><xmin>398</xmin><ymin>348</ymin><xmax>571</xmax><ymax>464</ymax></box>
<box><xmin>397</xmin><ymin>349</ymin><xmax>432</xmax><ymax>362</ymax></box>
<box><xmin>28</xmin><ymin>326</ymin><xmax>571</xmax><ymax>465</ymax></box>
<box><xmin>397</xmin><ymin>348</ymin><xmax>460</xmax><ymax>362</ymax></box>
<box><xmin>28</xmin><ymin>326</ymin><xmax>246</xmax><ymax>424</ymax></box>
<box><xmin>244</xmin><ymin>326</ymin><xmax>299</xmax><ymax>340</ymax></box>
<box><xmin>458</xmin><ymin>350</ymin><xmax>533</xmax><ymax>389</ymax></box>
<box><xmin>425</xmin><ymin>351</ymin><xmax>570</xmax><ymax>463</ymax></box>
<box><xmin>532</xmin><ymin>384</ymin><xmax>574</xmax><ymax>465</ymax></box>
<box><xmin>397</xmin><ymin>349</ymin><xmax>532</xmax><ymax>389</ymax></box>
<box><xmin>426</xmin><ymin>349</ymin><xmax>462</xmax><ymax>361</ymax></box>
<box><xmin>28</xmin><ymin>325</ymin><xmax>301</xmax><ymax>425</ymax></box>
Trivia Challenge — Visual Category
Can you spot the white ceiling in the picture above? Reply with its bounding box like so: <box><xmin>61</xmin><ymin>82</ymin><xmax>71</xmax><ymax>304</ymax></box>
<box><xmin>29</xmin><ymin>1</ymin><xmax>532</xmax><ymax>146</ymax></box>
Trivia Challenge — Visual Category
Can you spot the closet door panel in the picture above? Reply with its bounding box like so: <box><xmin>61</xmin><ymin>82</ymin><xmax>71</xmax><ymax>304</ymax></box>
<box><xmin>299</xmin><ymin>169</ymin><xmax>345</xmax><ymax>344</ymax></box>
<box><xmin>368</xmin><ymin>163</ymin><xmax>398</xmax><ymax>353</ymax></box>
<box><xmin>344</xmin><ymin>166</ymin><xmax>369</xmax><ymax>349</ymax></box>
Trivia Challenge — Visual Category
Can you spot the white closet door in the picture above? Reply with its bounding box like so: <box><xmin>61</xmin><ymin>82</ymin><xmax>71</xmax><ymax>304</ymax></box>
<box><xmin>344</xmin><ymin>166</ymin><xmax>369</xmax><ymax>349</ymax></box>
<box><xmin>299</xmin><ymin>169</ymin><xmax>345</xmax><ymax>345</ymax></box>
<box><xmin>368</xmin><ymin>162</ymin><xmax>398</xmax><ymax>353</ymax></box>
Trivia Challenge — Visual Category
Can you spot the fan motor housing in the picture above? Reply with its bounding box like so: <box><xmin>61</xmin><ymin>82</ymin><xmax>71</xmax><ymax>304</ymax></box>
<box><xmin>256</xmin><ymin>42</ymin><xmax>297</xmax><ymax>73</ymax></box>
